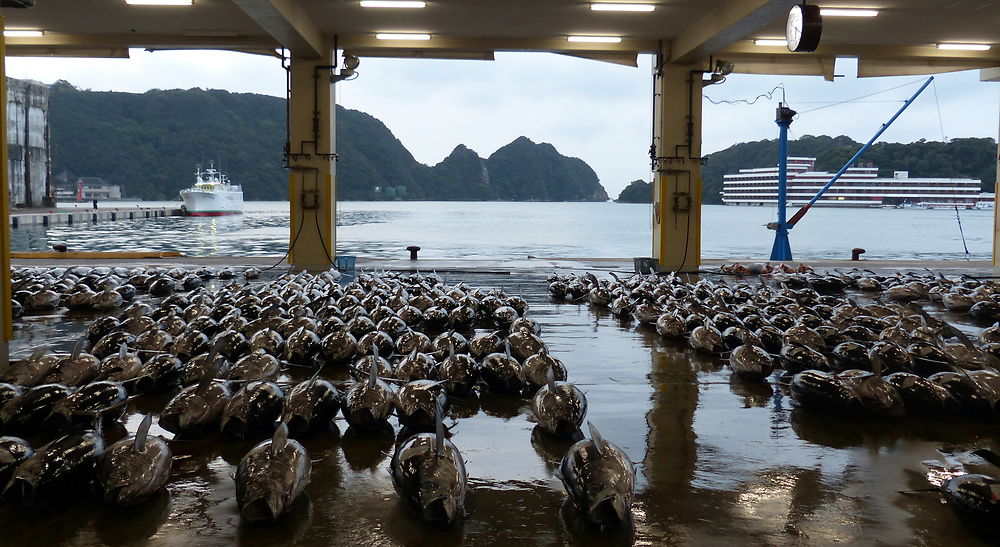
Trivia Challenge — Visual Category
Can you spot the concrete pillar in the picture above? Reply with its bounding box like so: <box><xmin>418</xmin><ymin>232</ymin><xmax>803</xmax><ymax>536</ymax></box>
<box><xmin>0</xmin><ymin>16</ymin><xmax>10</xmax><ymax>368</ymax></box>
<box><xmin>651</xmin><ymin>57</ymin><xmax>703</xmax><ymax>272</ymax></box>
<box><xmin>288</xmin><ymin>46</ymin><xmax>336</xmax><ymax>271</ymax></box>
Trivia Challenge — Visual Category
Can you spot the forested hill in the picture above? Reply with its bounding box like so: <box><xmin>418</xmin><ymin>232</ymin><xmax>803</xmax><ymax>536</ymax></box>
<box><xmin>699</xmin><ymin>135</ymin><xmax>996</xmax><ymax>204</ymax></box>
<box><xmin>48</xmin><ymin>81</ymin><xmax>609</xmax><ymax>202</ymax></box>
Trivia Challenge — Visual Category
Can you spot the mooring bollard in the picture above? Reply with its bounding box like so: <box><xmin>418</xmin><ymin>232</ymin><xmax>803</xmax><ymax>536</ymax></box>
<box><xmin>407</xmin><ymin>245</ymin><xmax>421</xmax><ymax>260</ymax></box>
<box><xmin>851</xmin><ymin>248</ymin><xmax>866</xmax><ymax>261</ymax></box>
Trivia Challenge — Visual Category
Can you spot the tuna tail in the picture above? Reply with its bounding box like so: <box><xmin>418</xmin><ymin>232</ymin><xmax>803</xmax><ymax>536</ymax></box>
<box><xmin>28</xmin><ymin>348</ymin><xmax>47</xmax><ymax>361</ymax></box>
<box><xmin>72</xmin><ymin>338</ymin><xmax>86</xmax><ymax>360</ymax></box>
<box><xmin>871</xmin><ymin>353</ymin><xmax>883</xmax><ymax>378</ymax></box>
<box><xmin>434</xmin><ymin>394</ymin><xmax>446</xmax><ymax>455</ymax></box>
<box><xmin>503</xmin><ymin>339</ymin><xmax>512</xmax><ymax>360</ymax></box>
<box><xmin>271</xmin><ymin>422</ymin><xmax>289</xmax><ymax>457</ymax></box>
<box><xmin>587</xmin><ymin>421</ymin><xmax>606</xmax><ymax>457</ymax></box>
<box><xmin>134</xmin><ymin>414</ymin><xmax>152</xmax><ymax>453</ymax></box>
<box><xmin>118</xmin><ymin>342</ymin><xmax>128</xmax><ymax>360</ymax></box>
<box><xmin>545</xmin><ymin>365</ymin><xmax>558</xmax><ymax>393</ymax></box>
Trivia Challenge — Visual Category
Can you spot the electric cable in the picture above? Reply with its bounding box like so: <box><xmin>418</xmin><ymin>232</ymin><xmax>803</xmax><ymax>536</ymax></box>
<box><xmin>262</xmin><ymin>197</ymin><xmax>308</xmax><ymax>273</ymax></box>
<box><xmin>955</xmin><ymin>205</ymin><xmax>971</xmax><ymax>258</ymax></box>
<box><xmin>704</xmin><ymin>84</ymin><xmax>785</xmax><ymax>106</ymax></box>
<box><xmin>796</xmin><ymin>78</ymin><xmax>925</xmax><ymax>114</ymax></box>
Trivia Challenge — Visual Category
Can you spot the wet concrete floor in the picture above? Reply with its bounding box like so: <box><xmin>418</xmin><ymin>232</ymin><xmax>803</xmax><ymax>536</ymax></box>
<box><xmin>3</xmin><ymin>268</ymin><xmax>999</xmax><ymax>546</ymax></box>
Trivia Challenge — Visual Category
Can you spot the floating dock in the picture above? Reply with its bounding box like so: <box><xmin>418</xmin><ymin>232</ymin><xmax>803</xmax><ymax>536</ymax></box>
<box><xmin>8</xmin><ymin>206</ymin><xmax>183</xmax><ymax>228</ymax></box>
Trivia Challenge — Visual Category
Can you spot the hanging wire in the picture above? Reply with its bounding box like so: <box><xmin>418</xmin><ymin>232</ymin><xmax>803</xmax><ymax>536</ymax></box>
<box><xmin>931</xmin><ymin>79</ymin><xmax>948</xmax><ymax>142</ymax></box>
<box><xmin>954</xmin><ymin>205</ymin><xmax>971</xmax><ymax>258</ymax></box>
<box><xmin>796</xmin><ymin>78</ymin><xmax>926</xmax><ymax>114</ymax></box>
<box><xmin>704</xmin><ymin>84</ymin><xmax>786</xmax><ymax>105</ymax></box>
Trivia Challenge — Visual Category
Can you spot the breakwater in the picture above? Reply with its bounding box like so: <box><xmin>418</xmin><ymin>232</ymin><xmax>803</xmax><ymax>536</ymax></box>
<box><xmin>9</xmin><ymin>206</ymin><xmax>183</xmax><ymax>228</ymax></box>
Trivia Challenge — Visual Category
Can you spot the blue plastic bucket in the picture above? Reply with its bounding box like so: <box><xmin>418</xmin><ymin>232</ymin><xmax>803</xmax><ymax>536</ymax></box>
<box><xmin>335</xmin><ymin>255</ymin><xmax>356</xmax><ymax>272</ymax></box>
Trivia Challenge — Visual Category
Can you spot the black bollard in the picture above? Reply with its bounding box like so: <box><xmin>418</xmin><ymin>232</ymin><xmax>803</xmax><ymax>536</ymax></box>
<box><xmin>407</xmin><ymin>245</ymin><xmax>421</xmax><ymax>260</ymax></box>
<box><xmin>851</xmin><ymin>248</ymin><xmax>866</xmax><ymax>261</ymax></box>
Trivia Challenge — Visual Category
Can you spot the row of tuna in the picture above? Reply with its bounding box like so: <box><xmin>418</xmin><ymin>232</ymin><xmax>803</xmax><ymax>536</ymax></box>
<box><xmin>2</xmin><ymin>267</ymin><xmax>635</xmax><ymax>529</ymax></box>
<box><xmin>550</xmin><ymin>268</ymin><xmax>1000</xmax><ymax>528</ymax></box>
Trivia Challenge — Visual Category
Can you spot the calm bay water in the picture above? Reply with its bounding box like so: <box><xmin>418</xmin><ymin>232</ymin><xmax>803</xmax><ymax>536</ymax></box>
<box><xmin>10</xmin><ymin>200</ymin><xmax>993</xmax><ymax>261</ymax></box>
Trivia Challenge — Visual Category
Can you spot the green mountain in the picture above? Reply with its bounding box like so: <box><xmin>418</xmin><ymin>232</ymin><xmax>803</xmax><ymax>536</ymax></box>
<box><xmin>616</xmin><ymin>179</ymin><xmax>652</xmax><ymax>203</ymax></box>
<box><xmin>48</xmin><ymin>81</ymin><xmax>608</xmax><ymax>202</ymax></box>
<box><xmin>612</xmin><ymin>135</ymin><xmax>997</xmax><ymax>204</ymax></box>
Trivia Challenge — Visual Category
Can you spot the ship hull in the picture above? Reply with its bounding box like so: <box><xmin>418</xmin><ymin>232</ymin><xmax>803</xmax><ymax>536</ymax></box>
<box><xmin>180</xmin><ymin>189</ymin><xmax>243</xmax><ymax>216</ymax></box>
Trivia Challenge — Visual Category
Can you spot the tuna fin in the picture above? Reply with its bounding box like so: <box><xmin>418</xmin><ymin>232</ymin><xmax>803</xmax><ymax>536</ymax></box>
<box><xmin>434</xmin><ymin>394</ymin><xmax>446</xmax><ymax>455</ymax></box>
<box><xmin>134</xmin><ymin>414</ymin><xmax>152</xmax><ymax>453</ymax></box>
<box><xmin>308</xmin><ymin>361</ymin><xmax>325</xmax><ymax>386</ymax></box>
<box><xmin>546</xmin><ymin>365</ymin><xmax>557</xmax><ymax>393</ymax></box>
<box><xmin>587</xmin><ymin>421</ymin><xmax>606</xmax><ymax>457</ymax></box>
<box><xmin>72</xmin><ymin>338</ymin><xmax>86</xmax><ymax>360</ymax></box>
<box><xmin>271</xmin><ymin>422</ymin><xmax>288</xmax><ymax>457</ymax></box>
<box><xmin>118</xmin><ymin>342</ymin><xmax>128</xmax><ymax>360</ymax></box>
<box><xmin>367</xmin><ymin>355</ymin><xmax>379</xmax><ymax>387</ymax></box>
<box><xmin>196</xmin><ymin>357</ymin><xmax>221</xmax><ymax>396</ymax></box>
<box><xmin>29</xmin><ymin>348</ymin><xmax>47</xmax><ymax>361</ymax></box>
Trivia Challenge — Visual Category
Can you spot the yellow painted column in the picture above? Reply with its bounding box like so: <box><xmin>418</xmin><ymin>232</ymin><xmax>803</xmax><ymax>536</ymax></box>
<box><xmin>0</xmin><ymin>16</ymin><xmax>10</xmax><ymax>368</ymax></box>
<box><xmin>288</xmin><ymin>46</ymin><xmax>336</xmax><ymax>271</ymax></box>
<box><xmin>652</xmin><ymin>58</ymin><xmax>702</xmax><ymax>273</ymax></box>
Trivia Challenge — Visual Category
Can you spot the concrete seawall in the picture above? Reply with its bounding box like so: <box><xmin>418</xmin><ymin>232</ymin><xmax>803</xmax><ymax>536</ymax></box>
<box><xmin>9</xmin><ymin>206</ymin><xmax>183</xmax><ymax>228</ymax></box>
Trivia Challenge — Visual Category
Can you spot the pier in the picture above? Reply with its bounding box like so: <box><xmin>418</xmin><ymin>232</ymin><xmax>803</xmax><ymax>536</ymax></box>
<box><xmin>8</xmin><ymin>206</ymin><xmax>183</xmax><ymax>228</ymax></box>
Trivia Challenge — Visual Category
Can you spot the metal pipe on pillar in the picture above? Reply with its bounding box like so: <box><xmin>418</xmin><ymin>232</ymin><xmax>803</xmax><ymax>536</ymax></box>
<box><xmin>0</xmin><ymin>16</ymin><xmax>11</xmax><ymax>368</ymax></box>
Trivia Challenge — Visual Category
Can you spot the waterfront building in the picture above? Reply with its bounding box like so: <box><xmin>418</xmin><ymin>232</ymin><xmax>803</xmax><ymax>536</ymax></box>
<box><xmin>721</xmin><ymin>157</ymin><xmax>981</xmax><ymax>209</ymax></box>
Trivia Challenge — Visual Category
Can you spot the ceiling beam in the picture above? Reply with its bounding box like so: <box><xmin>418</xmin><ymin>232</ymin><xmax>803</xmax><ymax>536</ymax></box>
<box><xmin>3</xmin><ymin>33</ymin><xmax>277</xmax><ymax>51</ymax></box>
<box><xmin>721</xmin><ymin>41</ymin><xmax>1000</xmax><ymax>63</ymax></box>
<box><xmin>669</xmin><ymin>0</ymin><xmax>796</xmax><ymax>64</ymax></box>
<box><xmin>230</xmin><ymin>0</ymin><xmax>325</xmax><ymax>58</ymax></box>
<box><xmin>339</xmin><ymin>35</ymin><xmax>656</xmax><ymax>55</ymax></box>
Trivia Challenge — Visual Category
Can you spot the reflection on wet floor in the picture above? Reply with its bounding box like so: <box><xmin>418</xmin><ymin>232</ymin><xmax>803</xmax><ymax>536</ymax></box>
<box><xmin>3</xmin><ymin>270</ymin><xmax>1000</xmax><ymax>545</ymax></box>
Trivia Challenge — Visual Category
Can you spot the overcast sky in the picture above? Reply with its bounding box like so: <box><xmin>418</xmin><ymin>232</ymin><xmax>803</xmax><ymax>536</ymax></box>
<box><xmin>6</xmin><ymin>49</ymin><xmax>999</xmax><ymax>197</ymax></box>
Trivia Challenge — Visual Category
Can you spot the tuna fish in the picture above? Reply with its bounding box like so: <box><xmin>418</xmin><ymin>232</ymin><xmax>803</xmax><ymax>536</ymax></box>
<box><xmin>220</xmin><ymin>381</ymin><xmax>285</xmax><ymax>440</ymax></box>
<box><xmin>235</xmin><ymin>422</ymin><xmax>312</xmax><ymax>522</ymax></box>
<box><xmin>97</xmin><ymin>415</ymin><xmax>171</xmax><ymax>505</ymax></box>
<box><xmin>389</xmin><ymin>397</ymin><xmax>468</xmax><ymax>525</ymax></box>
<box><xmin>558</xmin><ymin>422</ymin><xmax>635</xmax><ymax>527</ymax></box>
<box><xmin>2</xmin><ymin>425</ymin><xmax>105</xmax><ymax>503</ymax></box>
<box><xmin>342</xmin><ymin>356</ymin><xmax>395</xmax><ymax>431</ymax></box>
<box><xmin>2</xmin><ymin>349</ymin><xmax>59</xmax><ymax>387</ymax></box>
<box><xmin>160</xmin><ymin>361</ymin><xmax>231</xmax><ymax>436</ymax></box>
<box><xmin>532</xmin><ymin>366</ymin><xmax>587</xmax><ymax>438</ymax></box>
<box><xmin>282</xmin><ymin>371</ymin><xmax>342</xmax><ymax>436</ymax></box>
<box><xmin>0</xmin><ymin>436</ymin><xmax>33</xmax><ymax>486</ymax></box>
<box><xmin>395</xmin><ymin>380</ymin><xmax>447</xmax><ymax>431</ymax></box>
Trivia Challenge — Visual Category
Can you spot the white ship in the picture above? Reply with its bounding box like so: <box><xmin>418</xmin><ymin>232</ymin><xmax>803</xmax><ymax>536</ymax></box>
<box><xmin>179</xmin><ymin>163</ymin><xmax>243</xmax><ymax>217</ymax></box>
<box><xmin>721</xmin><ymin>157</ymin><xmax>981</xmax><ymax>209</ymax></box>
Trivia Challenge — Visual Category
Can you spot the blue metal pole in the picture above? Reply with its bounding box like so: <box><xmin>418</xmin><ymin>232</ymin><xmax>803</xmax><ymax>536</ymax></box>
<box><xmin>787</xmin><ymin>76</ymin><xmax>934</xmax><ymax>226</ymax></box>
<box><xmin>770</xmin><ymin>103</ymin><xmax>795</xmax><ymax>261</ymax></box>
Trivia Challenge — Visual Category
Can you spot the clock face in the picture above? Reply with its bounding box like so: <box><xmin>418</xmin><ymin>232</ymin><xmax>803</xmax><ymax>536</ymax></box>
<box><xmin>786</xmin><ymin>5</ymin><xmax>803</xmax><ymax>50</ymax></box>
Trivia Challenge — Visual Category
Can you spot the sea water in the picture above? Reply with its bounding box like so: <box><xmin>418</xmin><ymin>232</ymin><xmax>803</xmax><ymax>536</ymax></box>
<box><xmin>10</xmin><ymin>200</ymin><xmax>992</xmax><ymax>261</ymax></box>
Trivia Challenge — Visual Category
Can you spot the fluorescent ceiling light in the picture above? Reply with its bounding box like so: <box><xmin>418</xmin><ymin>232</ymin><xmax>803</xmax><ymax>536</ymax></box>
<box><xmin>375</xmin><ymin>33</ymin><xmax>431</xmax><ymax>40</ymax></box>
<box><xmin>361</xmin><ymin>1</ymin><xmax>426</xmax><ymax>7</ymax></box>
<box><xmin>4</xmin><ymin>29</ymin><xmax>43</xmax><ymax>37</ymax></box>
<box><xmin>754</xmin><ymin>38</ymin><xmax>788</xmax><ymax>46</ymax></box>
<box><xmin>937</xmin><ymin>43</ymin><xmax>991</xmax><ymax>51</ymax></box>
<box><xmin>125</xmin><ymin>0</ymin><xmax>194</xmax><ymax>5</ymax></box>
<box><xmin>567</xmin><ymin>35</ymin><xmax>623</xmax><ymax>43</ymax></box>
<box><xmin>591</xmin><ymin>3</ymin><xmax>655</xmax><ymax>12</ymax></box>
<box><xmin>820</xmin><ymin>8</ymin><xmax>878</xmax><ymax>17</ymax></box>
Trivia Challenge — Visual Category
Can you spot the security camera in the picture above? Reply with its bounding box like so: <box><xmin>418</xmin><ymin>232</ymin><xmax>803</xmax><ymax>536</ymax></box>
<box><xmin>343</xmin><ymin>53</ymin><xmax>360</xmax><ymax>71</ymax></box>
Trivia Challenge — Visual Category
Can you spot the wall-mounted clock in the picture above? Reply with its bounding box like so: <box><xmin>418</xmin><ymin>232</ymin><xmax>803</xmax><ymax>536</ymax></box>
<box><xmin>786</xmin><ymin>4</ymin><xmax>822</xmax><ymax>52</ymax></box>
